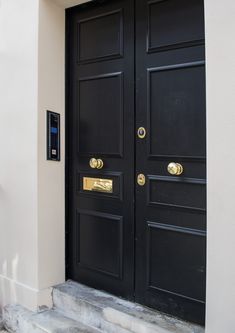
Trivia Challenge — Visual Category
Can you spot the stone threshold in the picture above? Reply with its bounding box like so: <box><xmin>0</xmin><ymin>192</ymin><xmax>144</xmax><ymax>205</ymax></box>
<box><xmin>2</xmin><ymin>281</ymin><xmax>205</xmax><ymax>333</ymax></box>
<box><xmin>53</xmin><ymin>281</ymin><xmax>205</xmax><ymax>333</ymax></box>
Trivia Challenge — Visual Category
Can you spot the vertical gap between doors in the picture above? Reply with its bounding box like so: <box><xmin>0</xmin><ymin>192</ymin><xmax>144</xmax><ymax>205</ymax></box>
<box><xmin>133</xmin><ymin>0</ymin><xmax>137</xmax><ymax>299</ymax></box>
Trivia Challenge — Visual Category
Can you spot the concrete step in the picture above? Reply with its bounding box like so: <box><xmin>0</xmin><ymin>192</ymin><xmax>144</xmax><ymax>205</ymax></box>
<box><xmin>3</xmin><ymin>305</ymin><xmax>102</xmax><ymax>333</ymax></box>
<box><xmin>53</xmin><ymin>281</ymin><xmax>205</xmax><ymax>333</ymax></box>
<box><xmin>0</xmin><ymin>316</ymin><xmax>3</xmax><ymax>330</ymax></box>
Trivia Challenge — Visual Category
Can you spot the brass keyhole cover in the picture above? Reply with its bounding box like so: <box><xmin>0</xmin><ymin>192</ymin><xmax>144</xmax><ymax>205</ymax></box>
<box><xmin>137</xmin><ymin>127</ymin><xmax>147</xmax><ymax>139</ymax></box>
<box><xmin>137</xmin><ymin>173</ymin><xmax>146</xmax><ymax>186</ymax></box>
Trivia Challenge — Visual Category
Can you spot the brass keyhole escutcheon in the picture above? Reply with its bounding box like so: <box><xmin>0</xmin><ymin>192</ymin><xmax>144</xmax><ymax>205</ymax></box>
<box><xmin>137</xmin><ymin>173</ymin><xmax>146</xmax><ymax>186</ymax></box>
<box><xmin>167</xmin><ymin>162</ymin><xmax>184</xmax><ymax>176</ymax></box>
<box><xmin>89</xmin><ymin>158</ymin><xmax>104</xmax><ymax>169</ymax></box>
<box><xmin>137</xmin><ymin>127</ymin><xmax>146</xmax><ymax>139</ymax></box>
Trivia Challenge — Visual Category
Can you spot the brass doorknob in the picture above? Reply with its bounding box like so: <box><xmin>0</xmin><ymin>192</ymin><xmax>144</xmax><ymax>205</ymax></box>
<box><xmin>167</xmin><ymin>162</ymin><xmax>183</xmax><ymax>176</ymax></box>
<box><xmin>89</xmin><ymin>158</ymin><xmax>104</xmax><ymax>169</ymax></box>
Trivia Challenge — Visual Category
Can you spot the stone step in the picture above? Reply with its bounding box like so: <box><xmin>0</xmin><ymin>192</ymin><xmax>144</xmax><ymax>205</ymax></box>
<box><xmin>53</xmin><ymin>281</ymin><xmax>205</xmax><ymax>333</ymax></box>
<box><xmin>3</xmin><ymin>304</ymin><xmax>102</xmax><ymax>333</ymax></box>
<box><xmin>0</xmin><ymin>316</ymin><xmax>3</xmax><ymax>330</ymax></box>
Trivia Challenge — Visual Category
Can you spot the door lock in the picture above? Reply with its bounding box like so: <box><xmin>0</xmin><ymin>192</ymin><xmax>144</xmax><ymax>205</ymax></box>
<box><xmin>167</xmin><ymin>162</ymin><xmax>184</xmax><ymax>176</ymax></box>
<box><xmin>137</xmin><ymin>127</ymin><xmax>147</xmax><ymax>139</ymax></box>
<box><xmin>89</xmin><ymin>158</ymin><xmax>104</xmax><ymax>169</ymax></box>
<box><xmin>137</xmin><ymin>174</ymin><xmax>146</xmax><ymax>186</ymax></box>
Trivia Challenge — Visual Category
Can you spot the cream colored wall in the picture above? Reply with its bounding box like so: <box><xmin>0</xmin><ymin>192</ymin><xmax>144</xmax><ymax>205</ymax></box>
<box><xmin>0</xmin><ymin>0</ymin><xmax>39</xmax><ymax>310</ymax></box>
<box><xmin>38</xmin><ymin>0</ymin><xmax>65</xmax><ymax>291</ymax></box>
<box><xmin>205</xmin><ymin>0</ymin><xmax>235</xmax><ymax>332</ymax></box>
<box><xmin>0</xmin><ymin>0</ymin><xmax>66</xmax><ymax>310</ymax></box>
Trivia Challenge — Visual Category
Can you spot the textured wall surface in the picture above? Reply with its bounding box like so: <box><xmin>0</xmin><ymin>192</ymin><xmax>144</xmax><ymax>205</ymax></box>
<box><xmin>205</xmin><ymin>0</ymin><xmax>235</xmax><ymax>332</ymax></box>
<box><xmin>0</xmin><ymin>0</ymin><xmax>39</xmax><ymax>310</ymax></box>
<box><xmin>0</xmin><ymin>0</ymin><xmax>66</xmax><ymax>310</ymax></box>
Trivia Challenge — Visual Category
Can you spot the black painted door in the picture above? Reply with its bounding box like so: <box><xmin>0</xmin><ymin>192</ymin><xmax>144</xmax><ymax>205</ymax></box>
<box><xmin>135</xmin><ymin>0</ymin><xmax>206</xmax><ymax>325</ymax></box>
<box><xmin>66</xmin><ymin>0</ymin><xmax>206</xmax><ymax>325</ymax></box>
<box><xmin>66</xmin><ymin>0</ymin><xmax>135</xmax><ymax>300</ymax></box>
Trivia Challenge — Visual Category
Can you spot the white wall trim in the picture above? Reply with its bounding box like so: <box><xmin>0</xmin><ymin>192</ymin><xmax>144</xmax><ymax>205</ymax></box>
<box><xmin>51</xmin><ymin>0</ymin><xmax>92</xmax><ymax>9</ymax></box>
<box><xmin>0</xmin><ymin>275</ymin><xmax>52</xmax><ymax>311</ymax></box>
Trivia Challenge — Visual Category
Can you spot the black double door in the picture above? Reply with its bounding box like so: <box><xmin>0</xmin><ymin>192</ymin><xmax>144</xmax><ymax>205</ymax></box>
<box><xmin>66</xmin><ymin>0</ymin><xmax>206</xmax><ymax>325</ymax></box>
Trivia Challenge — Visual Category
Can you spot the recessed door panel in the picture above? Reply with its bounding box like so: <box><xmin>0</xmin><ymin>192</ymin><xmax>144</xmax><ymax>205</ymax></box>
<box><xmin>148</xmin><ymin>176</ymin><xmax>206</xmax><ymax>210</ymax></box>
<box><xmin>77</xmin><ymin>210</ymin><xmax>123</xmax><ymax>279</ymax></box>
<box><xmin>147</xmin><ymin>0</ymin><xmax>205</xmax><ymax>52</ymax></box>
<box><xmin>147</xmin><ymin>222</ymin><xmax>206</xmax><ymax>302</ymax></box>
<box><xmin>78</xmin><ymin>9</ymin><xmax>123</xmax><ymax>62</ymax></box>
<box><xmin>78</xmin><ymin>72</ymin><xmax>123</xmax><ymax>156</ymax></box>
<box><xmin>148</xmin><ymin>63</ymin><xmax>206</xmax><ymax>158</ymax></box>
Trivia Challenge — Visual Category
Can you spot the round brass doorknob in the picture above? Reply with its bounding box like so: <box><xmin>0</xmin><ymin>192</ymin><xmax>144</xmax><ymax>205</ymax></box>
<box><xmin>89</xmin><ymin>158</ymin><xmax>104</xmax><ymax>169</ymax></box>
<box><xmin>167</xmin><ymin>162</ymin><xmax>184</xmax><ymax>176</ymax></box>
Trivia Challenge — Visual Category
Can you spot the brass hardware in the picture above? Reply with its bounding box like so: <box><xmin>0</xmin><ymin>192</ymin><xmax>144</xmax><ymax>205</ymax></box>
<box><xmin>83</xmin><ymin>177</ymin><xmax>113</xmax><ymax>193</ymax></box>
<box><xmin>137</xmin><ymin>174</ymin><xmax>146</xmax><ymax>186</ymax></box>
<box><xmin>137</xmin><ymin>127</ymin><xmax>147</xmax><ymax>139</ymax></box>
<box><xmin>167</xmin><ymin>162</ymin><xmax>184</xmax><ymax>176</ymax></box>
<box><xmin>89</xmin><ymin>158</ymin><xmax>104</xmax><ymax>169</ymax></box>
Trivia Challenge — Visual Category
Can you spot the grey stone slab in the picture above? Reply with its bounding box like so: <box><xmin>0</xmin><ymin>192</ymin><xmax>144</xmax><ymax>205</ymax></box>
<box><xmin>53</xmin><ymin>281</ymin><xmax>205</xmax><ymax>333</ymax></box>
<box><xmin>0</xmin><ymin>316</ymin><xmax>4</xmax><ymax>329</ymax></box>
<box><xmin>3</xmin><ymin>305</ymin><xmax>31</xmax><ymax>333</ymax></box>
<box><xmin>0</xmin><ymin>317</ymin><xmax>8</xmax><ymax>333</ymax></box>
<box><xmin>53</xmin><ymin>284</ymin><xmax>131</xmax><ymax>333</ymax></box>
<box><xmin>3</xmin><ymin>305</ymin><xmax>102</xmax><ymax>333</ymax></box>
<box><xmin>29</xmin><ymin>310</ymin><xmax>102</xmax><ymax>333</ymax></box>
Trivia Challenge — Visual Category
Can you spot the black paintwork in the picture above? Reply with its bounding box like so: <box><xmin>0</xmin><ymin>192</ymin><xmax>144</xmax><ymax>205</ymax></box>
<box><xmin>66</xmin><ymin>0</ymin><xmax>206</xmax><ymax>325</ymax></box>
<box><xmin>66</xmin><ymin>0</ymin><xmax>135</xmax><ymax>300</ymax></box>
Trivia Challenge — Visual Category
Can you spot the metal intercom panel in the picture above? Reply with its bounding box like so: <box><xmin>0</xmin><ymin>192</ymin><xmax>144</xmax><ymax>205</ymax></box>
<box><xmin>47</xmin><ymin>111</ymin><xmax>60</xmax><ymax>161</ymax></box>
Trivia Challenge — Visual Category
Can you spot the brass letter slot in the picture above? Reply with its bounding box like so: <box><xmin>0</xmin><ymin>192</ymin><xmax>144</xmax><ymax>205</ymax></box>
<box><xmin>83</xmin><ymin>177</ymin><xmax>113</xmax><ymax>193</ymax></box>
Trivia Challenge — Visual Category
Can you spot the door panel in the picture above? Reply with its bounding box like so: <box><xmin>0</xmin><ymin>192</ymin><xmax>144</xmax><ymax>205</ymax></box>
<box><xmin>148</xmin><ymin>62</ymin><xmax>206</xmax><ymax>158</ymax></box>
<box><xmin>77</xmin><ymin>210</ymin><xmax>123</xmax><ymax>279</ymax></box>
<box><xmin>146</xmin><ymin>222</ymin><xmax>206</xmax><ymax>301</ymax></box>
<box><xmin>78</xmin><ymin>72</ymin><xmax>123</xmax><ymax>155</ymax></box>
<box><xmin>147</xmin><ymin>0</ymin><xmax>205</xmax><ymax>52</ymax></box>
<box><xmin>66</xmin><ymin>0</ymin><xmax>135</xmax><ymax>299</ymax></box>
<box><xmin>78</xmin><ymin>9</ymin><xmax>123</xmax><ymax>63</ymax></box>
<box><xmin>135</xmin><ymin>0</ymin><xmax>206</xmax><ymax>325</ymax></box>
<box><xmin>148</xmin><ymin>176</ymin><xmax>206</xmax><ymax>210</ymax></box>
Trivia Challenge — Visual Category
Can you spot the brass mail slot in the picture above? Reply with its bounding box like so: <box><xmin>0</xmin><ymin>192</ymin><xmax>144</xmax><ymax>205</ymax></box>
<box><xmin>83</xmin><ymin>177</ymin><xmax>113</xmax><ymax>193</ymax></box>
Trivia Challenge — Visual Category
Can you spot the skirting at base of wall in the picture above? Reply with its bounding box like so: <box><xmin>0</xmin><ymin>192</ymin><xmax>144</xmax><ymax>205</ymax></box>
<box><xmin>0</xmin><ymin>275</ymin><xmax>52</xmax><ymax>312</ymax></box>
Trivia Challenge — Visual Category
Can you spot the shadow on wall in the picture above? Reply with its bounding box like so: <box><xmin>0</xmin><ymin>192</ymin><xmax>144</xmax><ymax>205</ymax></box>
<box><xmin>0</xmin><ymin>254</ymin><xmax>20</xmax><ymax>311</ymax></box>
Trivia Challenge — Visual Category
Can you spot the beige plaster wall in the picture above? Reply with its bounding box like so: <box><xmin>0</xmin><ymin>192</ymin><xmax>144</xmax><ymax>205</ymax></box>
<box><xmin>205</xmin><ymin>0</ymin><xmax>235</xmax><ymax>332</ymax></box>
<box><xmin>38</xmin><ymin>0</ymin><xmax>65</xmax><ymax>291</ymax></box>
<box><xmin>0</xmin><ymin>0</ymin><xmax>66</xmax><ymax>310</ymax></box>
<box><xmin>0</xmin><ymin>0</ymin><xmax>39</xmax><ymax>310</ymax></box>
